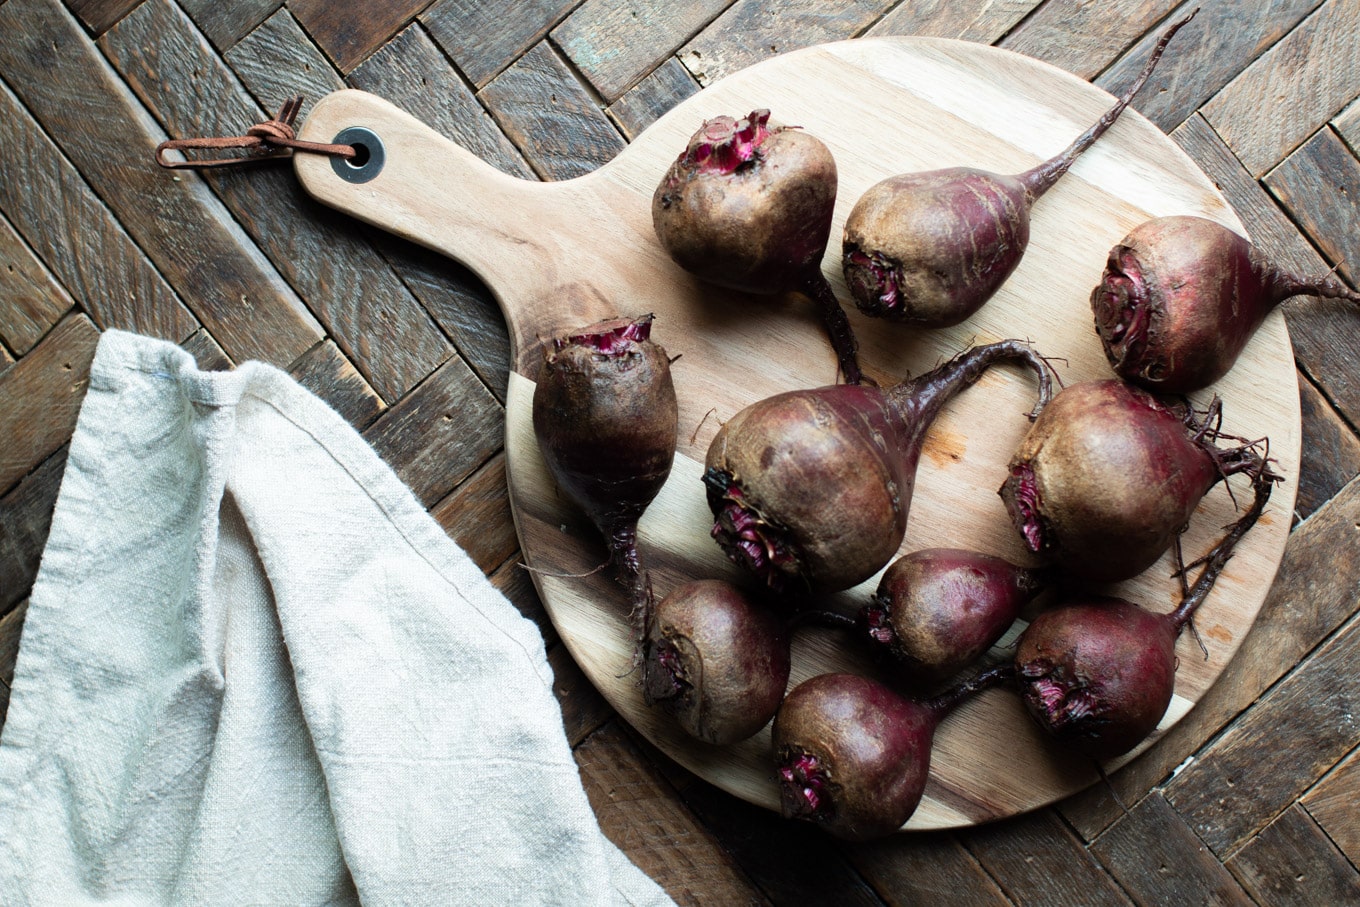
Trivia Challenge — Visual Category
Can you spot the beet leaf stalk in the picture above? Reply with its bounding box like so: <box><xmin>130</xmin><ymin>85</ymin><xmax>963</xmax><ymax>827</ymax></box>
<box><xmin>532</xmin><ymin>315</ymin><xmax>678</xmax><ymax>640</ymax></box>
<box><xmin>773</xmin><ymin>663</ymin><xmax>1015</xmax><ymax>840</ymax></box>
<box><xmin>842</xmin><ymin>11</ymin><xmax>1196</xmax><ymax>328</ymax></box>
<box><xmin>705</xmin><ymin>339</ymin><xmax>1053</xmax><ymax>595</ymax></box>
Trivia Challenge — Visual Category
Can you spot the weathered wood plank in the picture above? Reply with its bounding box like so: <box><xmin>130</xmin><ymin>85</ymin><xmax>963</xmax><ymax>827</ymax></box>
<box><xmin>369</xmin><ymin>240</ymin><xmax>511</xmax><ymax>403</ymax></box>
<box><xmin>1335</xmin><ymin>95</ymin><xmax>1360</xmax><ymax>155</ymax></box>
<box><xmin>0</xmin><ymin>344</ymin><xmax>13</xmax><ymax>373</ymax></box>
<box><xmin>0</xmin><ymin>79</ymin><xmax>197</xmax><ymax>342</ymax></box>
<box><xmin>287</xmin><ymin>0</ymin><xmax>433</xmax><ymax>73</ymax></box>
<box><xmin>576</xmin><ymin>721</ymin><xmax>763</xmax><ymax>906</ymax></box>
<box><xmin>1300</xmin><ymin>745</ymin><xmax>1360</xmax><ymax>865</ymax></box>
<box><xmin>0</xmin><ymin>601</ymin><xmax>27</xmax><ymax>735</ymax></box>
<box><xmin>845</xmin><ymin>833</ymin><xmax>1009</xmax><ymax>906</ymax></box>
<box><xmin>549</xmin><ymin>643</ymin><xmax>610</xmax><ymax>745</ymax></box>
<box><xmin>176</xmin><ymin>0</ymin><xmax>282</xmax><ymax>51</ymax></box>
<box><xmin>285</xmin><ymin>340</ymin><xmax>385</xmax><ymax>431</ymax></box>
<box><xmin>999</xmin><ymin>0</ymin><xmax>1177</xmax><ymax>80</ymax></box>
<box><xmin>1059</xmin><ymin>474</ymin><xmax>1360</xmax><ymax>840</ymax></box>
<box><xmin>346</xmin><ymin>22</ymin><xmax>534</xmax><ymax>179</ymax></box>
<box><xmin>430</xmin><ymin>452</ymin><xmax>517</xmax><ymax>575</ymax></box>
<box><xmin>678</xmin><ymin>0</ymin><xmax>895</xmax><ymax>87</ymax></box>
<box><xmin>962</xmin><ymin>809</ymin><xmax>1132</xmax><ymax>906</ymax></box>
<box><xmin>0</xmin><ymin>0</ymin><xmax>319</xmax><ymax>368</ymax></box>
<box><xmin>865</xmin><ymin>0</ymin><xmax>1040</xmax><ymax>44</ymax></box>
<box><xmin>361</xmin><ymin>355</ymin><xmax>502</xmax><ymax>507</ymax></box>
<box><xmin>1202</xmin><ymin>0</ymin><xmax>1360</xmax><ymax>177</ymax></box>
<box><xmin>608</xmin><ymin>57</ymin><xmax>700</xmax><ymax>141</ymax></box>
<box><xmin>180</xmin><ymin>328</ymin><xmax>234</xmax><ymax>371</ymax></box>
<box><xmin>478</xmin><ymin>41</ymin><xmax>627</xmax><ymax>180</ymax></box>
<box><xmin>420</xmin><ymin>0</ymin><xmax>577</xmax><ymax>89</ymax></box>
<box><xmin>1163</xmin><ymin>611</ymin><xmax>1360</xmax><ymax>856</ymax></box>
<box><xmin>1093</xmin><ymin>0</ymin><xmax>1326</xmax><ymax>133</ymax></box>
<box><xmin>656</xmin><ymin>766</ymin><xmax>891</xmax><ymax>905</ymax></box>
<box><xmin>0</xmin><ymin>448</ymin><xmax>65</xmax><ymax>613</ymax></box>
<box><xmin>0</xmin><ymin>314</ymin><xmax>97</xmax><ymax>496</ymax></box>
<box><xmin>491</xmin><ymin>557</ymin><xmax>557</xmax><ymax>649</ymax></box>
<box><xmin>222</xmin><ymin>6</ymin><xmax>343</xmax><ymax>109</ymax></box>
<box><xmin>1226</xmin><ymin>803</ymin><xmax>1360</xmax><ymax>905</ymax></box>
<box><xmin>1171</xmin><ymin>112</ymin><xmax>1360</xmax><ymax>434</ymax></box>
<box><xmin>1091</xmin><ymin>793</ymin><xmax>1252</xmax><ymax>905</ymax></box>
<box><xmin>106</xmin><ymin>0</ymin><xmax>452</xmax><ymax>402</ymax></box>
<box><xmin>552</xmin><ymin>0</ymin><xmax>730</xmax><ymax>103</ymax></box>
<box><xmin>1264</xmin><ymin>126</ymin><xmax>1360</xmax><ymax>285</ymax></box>
<box><xmin>1294</xmin><ymin>372</ymin><xmax>1360</xmax><ymax>522</ymax></box>
<box><xmin>0</xmin><ymin>209</ymin><xmax>73</xmax><ymax>356</ymax></box>
<box><xmin>64</xmin><ymin>0</ymin><xmax>141</xmax><ymax>34</ymax></box>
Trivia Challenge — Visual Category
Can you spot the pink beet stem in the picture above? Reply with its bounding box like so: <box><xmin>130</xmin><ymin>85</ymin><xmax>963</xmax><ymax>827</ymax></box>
<box><xmin>924</xmin><ymin>662</ymin><xmax>1016</xmax><ymax>718</ymax></box>
<box><xmin>888</xmin><ymin>340</ymin><xmax>1054</xmax><ymax>448</ymax></box>
<box><xmin>1168</xmin><ymin>468</ymin><xmax>1276</xmax><ymax>634</ymax></box>
<box><xmin>1020</xmin><ymin>10</ymin><xmax>1197</xmax><ymax>200</ymax></box>
<box><xmin>800</xmin><ymin>270</ymin><xmax>865</xmax><ymax>385</ymax></box>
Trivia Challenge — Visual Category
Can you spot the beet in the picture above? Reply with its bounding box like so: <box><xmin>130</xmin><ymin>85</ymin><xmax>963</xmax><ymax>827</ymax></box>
<box><xmin>999</xmin><ymin>379</ymin><xmax>1264</xmax><ymax>582</ymax></box>
<box><xmin>842</xmin><ymin>13</ymin><xmax>1193</xmax><ymax>328</ymax></box>
<box><xmin>1015</xmin><ymin>470</ymin><xmax>1275</xmax><ymax>759</ymax></box>
<box><xmin>861</xmin><ymin>548</ymin><xmax>1051</xmax><ymax>686</ymax></box>
<box><xmin>773</xmin><ymin>665</ymin><xmax>1012</xmax><ymax>840</ymax></box>
<box><xmin>1092</xmin><ymin>214</ymin><xmax>1360</xmax><ymax>393</ymax></box>
<box><xmin>532</xmin><ymin>315</ymin><xmax>678</xmax><ymax>627</ymax></box>
<box><xmin>652</xmin><ymin>109</ymin><xmax>863</xmax><ymax>384</ymax></box>
<box><xmin>705</xmin><ymin>339</ymin><xmax>1053</xmax><ymax>595</ymax></box>
<box><xmin>641</xmin><ymin>579</ymin><xmax>791</xmax><ymax>745</ymax></box>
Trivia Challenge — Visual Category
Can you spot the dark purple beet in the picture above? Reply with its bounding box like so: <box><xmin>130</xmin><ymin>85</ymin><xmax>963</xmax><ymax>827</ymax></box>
<box><xmin>652</xmin><ymin>109</ymin><xmax>863</xmax><ymax>384</ymax></box>
<box><xmin>998</xmin><ymin>379</ymin><xmax>1264</xmax><ymax>582</ymax></box>
<box><xmin>641</xmin><ymin>579</ymin><xmax>791</xmax><ymax>745</ymax></box>
<box><xmin>532</xmin><ymin>315</ymin><xmax>678</xmax><ymax>629</ymax></box>
<box><xmin>1015</xmin><ymin>470</ymin><xmax>1275</xmax><ymax>760</ymax></box>
<box><xmin>773</xmin><ymin>665</ymin><xmax>1012</xmax><ymax>840</ymax></box>
<box><xmin>861</xmin><ymin>548</ymin><xmax>1051</xmax><ymax>686</ymax></box>
<box><xmin>705</xmin><ymin>339</ymin><xmax>1053</xmax><ymax>595</ymax></box>
<box><xmin>842</xmin><ymin>13</ymin><xmax>1194</xmax><ymax>328</ymax></box>
<box><xmin>1092</xmin><ymin>214</ymin><xmax>1360</xmax><ymax>393</ymax></box>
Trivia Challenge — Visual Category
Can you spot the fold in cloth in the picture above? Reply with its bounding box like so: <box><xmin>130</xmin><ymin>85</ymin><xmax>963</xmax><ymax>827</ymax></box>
<box><xmin>0</xmin><ymin>330</ymin><xmax>672</xmax><ymax>906</ymax></box>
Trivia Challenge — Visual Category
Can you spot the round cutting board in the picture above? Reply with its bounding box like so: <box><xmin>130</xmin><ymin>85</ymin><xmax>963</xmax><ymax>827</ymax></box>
<box><xmin>294</xmin><ymin>37</ymin><xmax>1300</xmax><ymax>830</ymax></box>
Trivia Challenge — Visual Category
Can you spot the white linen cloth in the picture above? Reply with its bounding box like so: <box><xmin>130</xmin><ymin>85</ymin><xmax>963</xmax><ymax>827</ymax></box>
<box><xmin>0</xmin><ymin>330</ymin><xmax>672</xmax><ymax>906</ymax></box>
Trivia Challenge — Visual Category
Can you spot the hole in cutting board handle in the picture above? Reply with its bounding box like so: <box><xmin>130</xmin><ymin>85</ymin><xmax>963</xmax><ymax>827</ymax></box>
<box><xmin>330</xmin><ymin>126</ymin><xmax>384</xmax><ymax>183</ymax></box>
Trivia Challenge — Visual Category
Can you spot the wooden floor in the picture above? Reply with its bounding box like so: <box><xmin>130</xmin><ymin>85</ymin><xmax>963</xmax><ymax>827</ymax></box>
<box><xmin>2</xmin><ymin>0</ymin><xmax>1359</xmax><ymax>903</ymax></box>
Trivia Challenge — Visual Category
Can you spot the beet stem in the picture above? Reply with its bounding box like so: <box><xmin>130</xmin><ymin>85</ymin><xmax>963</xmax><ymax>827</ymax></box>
<box><xmin>800</xmin><ymin>270</ymin><xmax>865</xmax><ymax>385</ymax></box>
<box><xmin>787</xmin><ymin>608</ymin><xmax>859</xmax><ymax>633</ymax></box>
<box><xmin>924</xmin><ymin>663</ymin><xmax>1016</xmax><ymax>718</ymax></box>
<box><xmin>1020</xmin><ymin>10</ymin><xmax>1197</xmax><ymax>200</ymax></box>
<box><xmin>889</xmin><ymin>340</ymin><xmax>1053</xmax><ymax>442</ymax></box>
<box><xmin>1168</xmin><ymin>469</ymin><xmax>1276</xmax><ymax>634</ymax></box>
<box><xmin>607</xmin><ymin>520</ymin><xmax>651</xmax><ymax>645</ymax></box>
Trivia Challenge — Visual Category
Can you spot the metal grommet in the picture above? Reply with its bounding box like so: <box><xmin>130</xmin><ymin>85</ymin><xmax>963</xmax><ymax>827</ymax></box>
<box><xmin>330</xmin><ymin>126</ymin><xmax>385</xmax><ymax>183</ymax></box>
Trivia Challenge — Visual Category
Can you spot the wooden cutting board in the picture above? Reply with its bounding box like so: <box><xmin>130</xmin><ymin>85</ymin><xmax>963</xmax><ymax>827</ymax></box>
<box><xmin>293</xmin><ymin>37</ymin><xmax>1300</xmax><ymax>830</ymax></box>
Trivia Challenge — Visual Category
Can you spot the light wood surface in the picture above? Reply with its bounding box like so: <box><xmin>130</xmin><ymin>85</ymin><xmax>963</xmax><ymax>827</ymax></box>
<box><xmin>293</xmin><ymin>37</ymin><xmax>1300</xmax><ymax>830</ymax></box>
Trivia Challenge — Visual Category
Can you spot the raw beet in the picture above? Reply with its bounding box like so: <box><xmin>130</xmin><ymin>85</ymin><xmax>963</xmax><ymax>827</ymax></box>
<box><xmin>1015</xmin><ymin>470</ymin><xmax>1275</xmax><ymax>759</ymax></box>
<box><xmin>706</xmin><ymin>339</ymin><xmax>1052</xmax><ymax>594</ymax></box>
<box><xmin>998</xmin><ymin>379</ymin><xmax>1263</xmax><ymax>582</ymax></box>
<box><xmin>652</xmin><ymin>109</ymin><xmax>863</xmax><ymax>384</ymax></box>
<box><xmin>773</xmin><ymin>665</ymin><xmax>1011</xmax><ymax>840</ymax></box>
<box><xmin>862</xmin><ymin>548</ymin><xmax>1051</xmax><ymax>686</ymax></box>
<box><xmin>532</xmin><ymin>315</ymin><xmax>678</xmax><ymax>624</ymax></box>
<box><xmin>842</xmin><ymin>13</ymin><xmax>1193</xmax><ymax>328</ymax></box>
<box><xmin>1092</xmin><ymin>214</ymin><xmax>1360</xmax><ymax>393</ymax></box>
<box><xmin>641</xmin><ymin>579</ymin><xmax>791</xmax><ymax>745</ymax></box>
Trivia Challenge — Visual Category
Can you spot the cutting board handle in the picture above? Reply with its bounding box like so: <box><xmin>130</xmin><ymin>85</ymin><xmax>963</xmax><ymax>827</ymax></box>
<box><xmin>294</xmin><ymin>90</ymin><xmax>594</xmax><ymax>300</ymax></box>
